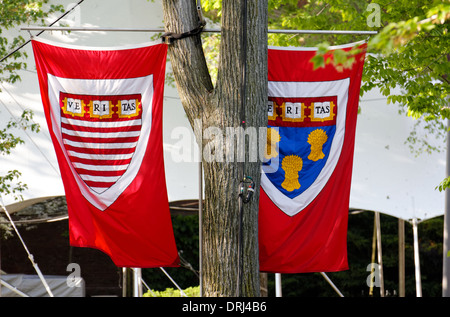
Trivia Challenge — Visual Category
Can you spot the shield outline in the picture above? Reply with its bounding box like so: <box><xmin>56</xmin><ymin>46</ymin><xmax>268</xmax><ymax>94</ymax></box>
<box><xmin>47</xmin><ymin>74</ymin><xmax>154</xmax><ymax>211</ymax></box>
<box><xmin>261</xmin><ymin>78</ymin><xmax>350</xmax><ymax>217</ymax></box>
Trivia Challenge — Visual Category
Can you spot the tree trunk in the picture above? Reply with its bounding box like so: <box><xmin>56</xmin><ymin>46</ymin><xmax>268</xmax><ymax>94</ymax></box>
<box><xmin>162</xmin><ymin>0</ymin><xmax>267</xmax><ymax>296</ymax></box>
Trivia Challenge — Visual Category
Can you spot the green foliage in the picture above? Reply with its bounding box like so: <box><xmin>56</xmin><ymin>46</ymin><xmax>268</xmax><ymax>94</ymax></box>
<box><xmin>0</xmin><ymin>170</ymin><xmax>28</xmax><ymax>201</ymax></box>
<box><xmin>143</xmin><ymin>286</ymin><xmax>200</xmax><ymax>297</ymax></box>
<box><xmin>267</xmin><ymin>0</ymin><xmax>373</xmax><ymax>48</ymax></box>
<box><xmin>363</xmin><ymin>2</ymin><xmax>449</xmax><ymax>187</ymax></box>
<box><xmin>0</xmin><ymin>1</ymin><xmax>64</xmax><ymax>84</ymax></box>
<box><xmin>0</xmin><ymin>1</ymin><xmax>60</xmax><ymax>201</ymax></box>
<box><xmin>0</xmin><ymin>110</ymin><xmax>40</xmax><ymax>200</ymax></box>
<box><xmin>437</xmin><ymin>177</ymin><xmax>450</xmax><ymax>192</ymax></box>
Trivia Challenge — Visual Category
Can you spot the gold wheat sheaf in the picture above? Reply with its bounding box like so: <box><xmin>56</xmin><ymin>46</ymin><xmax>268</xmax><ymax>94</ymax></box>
<box><xmin>307</xmin><ymin>129</ymin><xmax>328</xmax><ymax>161</ymax></box>
<box><xmin>281</xmin><ymin>155</ymin><xmax>303</xmax><ymax>192</ymax></box>
<box><xmin>265</xmin><ymin>127</ymin><xmax>281</xmax><ymax>160</ymax></box>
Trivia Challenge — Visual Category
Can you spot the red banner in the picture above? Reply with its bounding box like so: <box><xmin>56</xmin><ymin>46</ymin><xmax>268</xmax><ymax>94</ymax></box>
<box><xmin>32</xmin><ymin>39</ymin><xmax>179</xmax><ymax>268</ymax></box>
<box><xmin>259</xmin><ymin>42</ymin><xmax>367</xmax><ymax>273</ymax></box>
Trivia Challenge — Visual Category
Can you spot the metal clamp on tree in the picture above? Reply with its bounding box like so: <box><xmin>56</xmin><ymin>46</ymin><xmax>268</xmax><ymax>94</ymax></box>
<box><xmin>161</xmin><ymin>20</ymin><xmax>206</xmax><ymax>45</ymax></box>
<box><xmin>239</xmin><ymin>176</ymin><xmax>255</xmax><ymax>204</ymax></box>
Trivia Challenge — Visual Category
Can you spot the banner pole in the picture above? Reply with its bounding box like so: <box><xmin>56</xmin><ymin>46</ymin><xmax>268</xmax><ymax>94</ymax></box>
<box><xmin>197</xmin><ymin>112</ymin><xmax>204</xmax><ymax>297</ymax></box>
<box><xmin>133</xmin><ymin>268</ymin><xmax>142</xmax><ymax>297</ymax></box>
<box><xmin>20</xmin><ymin>26</ymin><xmax>377</xmax><ymax>35</ymax></box>
<box><xmin>412</xmin><ymin>218</ymin><xmax>422</xmax><ymax>297</ymax></box>
<box><xmin>0</xmin><ymin>1</ymin><xmax>84</xmax><ymax>63</ymax></box>
<box><xmin>199</xmin><ymin>160</ymin><xmax>203</xmax><ymax>297</ymax></box>
<box><xmin>375</xmin><ymin>212</ymin><xmax>385</xmax><ymax>297</ymax></box>
<box><xmin>369</xmin><ymin>213</ymin><xmax>377</xmax><ymax>296</ymax></box>
<box><xmin>398</xmin><ymin>218</ymin><xmax>405</xmax><ymax>297</ymax></box>
<box><xmin>443</xmin><ymin>117</ymin><xmax>450</xmax><ymax>297</ymax></box>
<box><xmin>275</xmin><ymin>273</ymin><xmax>282</xmax><ymax>297</ymax></box>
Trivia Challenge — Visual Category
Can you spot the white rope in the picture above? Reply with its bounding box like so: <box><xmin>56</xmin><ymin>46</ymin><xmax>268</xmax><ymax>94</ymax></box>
<box><xmin>0</xmin><ymin>197</ymin><xmax>54</xmax><ymax>297</ymax></box>
<box><xmin>320</xmin><ymin>272</ymin><xmax>344</xmax><ymax>297</ymax></box>
<box><xmin>0</xmin><ymin>84</ymin><xmax>61</xmax><ymax>176</ymax></box>
<box><xmin>159</xmin><ymin>267</ymin><xmax>187</xmax><ymax>297</ymax></box>
<box><xmin>129</xmin><ymin>267</ymin><xmax>187</xmax><ymax>297</ymax></box>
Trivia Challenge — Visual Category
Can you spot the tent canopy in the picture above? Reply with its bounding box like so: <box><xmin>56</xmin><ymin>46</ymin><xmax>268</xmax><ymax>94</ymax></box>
<box><xmin>351</xmin><ymin>89</ymin><xmax>445</xmax><ymax>221</ymax></box>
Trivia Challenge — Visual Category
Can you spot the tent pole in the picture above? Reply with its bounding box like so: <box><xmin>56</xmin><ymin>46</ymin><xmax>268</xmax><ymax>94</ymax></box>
<box><xmin>275</xmin><ymin>273</ymin><xmax>282</xmax><ymax>297</ymax></box>
<box><xmin>412</xmin><ymin>218</ymin><xmax>422</xmax><ymax>297</ymax></box>
<box><xmin>320</xmin><ymin>272</ymin><xmax>344</xmax><ymax>297</ymax></box>
<box><xmin>122</xmin><ymin>268</ymin><xmax>127</xmax><ymax>297</ymax></box>
<box><xmin>443</xmin><ymin>117</ymin><xmax>450</xmax><ymax>297</ymax></box>
<box><xmin>122</xmin><ymin>267</ymin><xmax>133</xmax><ymax>297</ymax></box>
<box><xmin>369</xmin><ymin>213</ymin><xmax>377</xmax><ymax>296</ymax></box>
<box><xmin>159</xmin><ymin>267</ymin><xmax>187</xmax><ymax>297</ymax></box>
<box><xmin>199</xmin><ymin>160</ymin><xmax>203</xmax><ymax>297</ymax></box>
<box><xmin>0</xmin><ymin>279</ymin><xmax>30</xmax><ymax>297</ymax></box>
<box><xmin>375</xmin><ymin>212</ymin><xmax>385</xmax><ymax>297</ymax></box>
<box><xmin>398</xmin><ymin>218</ymin><xmax>405</xmax><ymax>297</ymax></box>
<box><xmin>197</xmin><ymin>110</ymin><xmax>204</xmax><ymax>297</ymax></box>
<box><xmin>0</xmin><ymin>229</ymin><xmax>2</xmax><ymax>297</ymax></box>
<box><xmin>133</xmin><ymin>268</ymin><xmax>142</xmax><ymax>297</ymax></box>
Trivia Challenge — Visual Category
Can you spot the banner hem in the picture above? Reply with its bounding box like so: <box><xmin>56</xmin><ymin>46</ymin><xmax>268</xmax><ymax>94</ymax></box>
<box><xmin>32</xmin><ymin>37</ymin><xmax>165</xmax><ymax>51</ymax></box>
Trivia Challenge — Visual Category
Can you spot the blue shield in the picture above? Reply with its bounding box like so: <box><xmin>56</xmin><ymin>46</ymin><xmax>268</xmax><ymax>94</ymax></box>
<box><xmin>264</xmin><ymin>124</ymin><xmax>336</xmax><ymax>199</ymax></box>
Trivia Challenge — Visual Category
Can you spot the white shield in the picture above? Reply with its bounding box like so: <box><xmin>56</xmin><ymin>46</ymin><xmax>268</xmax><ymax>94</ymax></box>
<box><xmin>47</xmin><ymin>74</ymin><xmax>154</xmax><ymax>211</ymax></box>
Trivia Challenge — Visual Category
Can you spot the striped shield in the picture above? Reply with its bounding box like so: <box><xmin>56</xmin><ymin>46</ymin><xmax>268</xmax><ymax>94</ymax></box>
<box><xmin>46</xmin><ymin>74</ymin><xmax>155</xmax><ymax>211</ymax></box>
<box><xmin>60</xmin><ymin>92</ymin><xmax>142</xmax><ymax>194</ymax></box>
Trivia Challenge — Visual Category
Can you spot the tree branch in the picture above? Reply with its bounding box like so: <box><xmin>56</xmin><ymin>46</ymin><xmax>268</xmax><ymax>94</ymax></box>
<box><xmin>162</xmin><ymin>0</ymin><xmax>214</xmax><ymax>131</ymax></box>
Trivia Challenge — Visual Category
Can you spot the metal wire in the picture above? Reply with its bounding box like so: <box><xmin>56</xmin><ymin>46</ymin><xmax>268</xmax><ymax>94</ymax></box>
<box><xmin>0</xmin><ymin>0</ymin><xmax>85</xmax><ymax>63</ymax></box>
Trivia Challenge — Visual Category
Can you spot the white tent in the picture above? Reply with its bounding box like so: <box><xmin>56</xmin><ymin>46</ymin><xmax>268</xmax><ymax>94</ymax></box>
<box><xmin>350</xmin><ymin>89</ymin><xmax>446</xmax><ymax>297</ymax></box>
<box><xmin>351</xmin><ymin>89</ymin><xmax>445</xmax><ymax>221</ymax></box>
<box><xmin>1</xmin><ymin>274</ymin><xmax>84</xmax><ymax>297</ymax></box>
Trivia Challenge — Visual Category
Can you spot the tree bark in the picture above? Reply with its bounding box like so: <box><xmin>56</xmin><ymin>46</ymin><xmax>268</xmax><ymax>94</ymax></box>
<box><xmin>162</xmin><ymin>0</ymin><xmax>267</xmax><ymax>297</ymax></box>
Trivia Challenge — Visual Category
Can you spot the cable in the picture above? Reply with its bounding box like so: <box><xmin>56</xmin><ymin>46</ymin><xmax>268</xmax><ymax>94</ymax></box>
<box><xmin>0</xmin><ymin>1</ymin><xmax>85</xmax><ymax>179</ymax></box>
<box><xmin>236</xmin><ymin>0</ymin><xmax>248</xmax><ymax>297</ymax></box>
<box><xmin>0</xmin><ymin>0</ymin><xmax>85</xmax><ymax>63</ymax></box>
<box><xmin>0</xmin><ymin>83</ymin><xmax>60</xmax><ymax>176</ymax></box>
